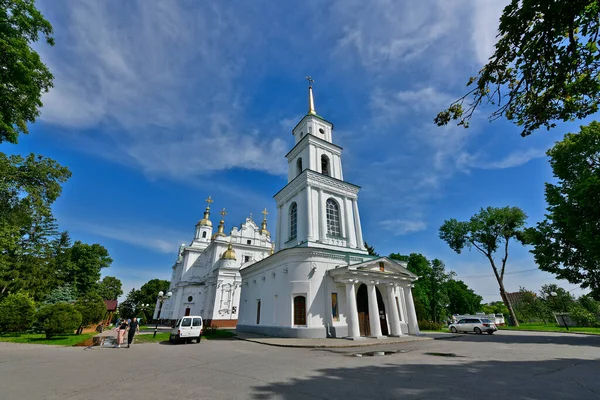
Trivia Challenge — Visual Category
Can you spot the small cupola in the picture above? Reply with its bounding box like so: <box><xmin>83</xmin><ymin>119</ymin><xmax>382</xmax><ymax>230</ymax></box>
<box><xmin>221</xmin><ymin>243</ymin><xmax>236</xmax><ymax>260</ymax></box>
<box><xmin>212</xmin><ymin>208</ymin><xmax>227</xmax><ymax>239</ymax></box>
<box><xmin>259</xmin><ymin>208</ymin><xmax>270</xmax><ymax>237</ymax></box>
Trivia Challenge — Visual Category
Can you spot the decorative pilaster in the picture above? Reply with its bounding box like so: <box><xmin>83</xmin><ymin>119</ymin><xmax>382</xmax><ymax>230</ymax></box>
<box><xmin>306</xmin><ymin>186</ymin><xmax>313</xmax><ymax>240</ymax></box>
<box><xmin>352</xmin><ymin>199</ymin><xmax>364</xmax><ymax>250</ymax></box>
<box><xmin>367</xmin><ymin>283</ymin><xmax>383</xmax><ymax>338</ymax></box>
<box><xmin>345</xmin><ymin>282</ymin><xmax>360</xmax><ymax>339</ymax></box>
<box><xmin>318</xmin><ymin>188</ymin><xmax>325</xmax><ymax>240</ymax></box>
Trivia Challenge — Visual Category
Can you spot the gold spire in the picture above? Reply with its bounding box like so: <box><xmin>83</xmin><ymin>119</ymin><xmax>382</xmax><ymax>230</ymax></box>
<box><xmin>212</xmin><ymin>208</ymin><xmax>227</xmax><ymax>239</ymax></box>
<box><xmin>221</xmin><ymin>242</ymin><xmax>236</xmax><ymax>260</ymax></box>
<box><xmin>306</xmin><ymin>76</ymin><xmax>316</xmax><ymax>115</ymax></box>
<box><xmin>197</xmin><ymin>195</ymin><xmax>214</xmax><ymax>227</ymax></box>
<box><xmin>259</xmin><ymin>208</ymin><xmax>270</xmax><ymax>237</ymax></box>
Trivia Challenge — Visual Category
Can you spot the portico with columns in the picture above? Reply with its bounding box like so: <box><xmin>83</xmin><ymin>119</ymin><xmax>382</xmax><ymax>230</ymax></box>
<box><xmin>236</xmin><ymin>79</ymin><xmax>421</xmax><ymax>339</ymax></box>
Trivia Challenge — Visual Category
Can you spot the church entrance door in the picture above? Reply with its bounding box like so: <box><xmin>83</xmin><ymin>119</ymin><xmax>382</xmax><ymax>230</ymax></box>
<box><xmin>356</xmin><ymin>284</ymin><xmax>370</xmax><ymax>337</ymax></box>
<box><xmin>185</xmin><ymin>307</ymin><xmax>191</xmax><ymax>316</ymax></box>
<box><xmin>375</xmin><ymin>287</ymin><xmax>389</xmax><ymax>336</ymax></box>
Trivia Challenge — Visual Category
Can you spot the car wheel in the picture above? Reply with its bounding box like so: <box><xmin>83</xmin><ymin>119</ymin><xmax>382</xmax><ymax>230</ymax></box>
<box><xmin>450</xmin><ymin>327</ymin><xmax>458</xmax><ymax>333</ymax></box>
<box><xmin>196</xmin><ymin>335</ymin><xmax>202</xmax><ymax>343</ymax></box>
<box><xmin>474</xmin><ymin>327</ymin><xmax>482</xmax><ymax>334</ymax></box>
<box><xmin>487</xmin><ymin>331</ymin><xmax>494</xmax><ymax>335</ymax></box>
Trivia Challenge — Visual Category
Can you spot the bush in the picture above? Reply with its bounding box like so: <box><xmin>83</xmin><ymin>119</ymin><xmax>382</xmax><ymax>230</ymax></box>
<box><xmin>35</xmin><ymin>303</ymin><xmax>82</xmax><ymax>338</ymax></box>
<box><xmin>569</xmin><ymin>304</ymin><xmax>598</xmax><ymax>327</ymax></box>
<box><xmin>75</xmin><ymin>292</ymin><xmax>106</xmax><ymax>334</ymax></box>
<box><xmin>418</xmin><ymin>320</ymin><xmax>443</xmax><ymax>330</ymax></box>
<box><xmin>0</xmin><ymin>293</ymin><xmax>36</xmax><ymax>335</ymax></box>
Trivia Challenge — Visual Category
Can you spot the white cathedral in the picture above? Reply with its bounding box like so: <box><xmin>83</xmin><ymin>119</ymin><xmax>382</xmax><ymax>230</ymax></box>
<box><xmin>159</xmin><ymin>84</ymin><xmax>420</xmax><ymax>339</ymax></box>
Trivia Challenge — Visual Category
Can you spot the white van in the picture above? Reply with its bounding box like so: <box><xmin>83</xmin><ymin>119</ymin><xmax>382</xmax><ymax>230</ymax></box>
<box><xmin>169</xmin><ymin>316</ymin><xmax>203</xmax><ymax>344</ymax></box>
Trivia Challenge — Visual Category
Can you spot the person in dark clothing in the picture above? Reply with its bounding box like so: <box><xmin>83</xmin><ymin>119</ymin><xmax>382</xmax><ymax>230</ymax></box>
<box><xmin>127</xmin><ymin>317</ymin><xmax>140</xmax><ymax>348</ymax></box>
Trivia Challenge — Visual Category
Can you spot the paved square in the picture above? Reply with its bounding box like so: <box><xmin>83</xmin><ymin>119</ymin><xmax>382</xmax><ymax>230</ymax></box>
<box><xmin>1</xmin><ymin>331</ymin><xmax>599</xmax><ymax>399</ymax></box>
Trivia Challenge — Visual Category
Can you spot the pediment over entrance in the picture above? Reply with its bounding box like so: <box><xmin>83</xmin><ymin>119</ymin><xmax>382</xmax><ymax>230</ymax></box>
<box><xmin>328</xmin><ymin>257</ymin><xmax>418</xmax><ymax>284</ymax></box>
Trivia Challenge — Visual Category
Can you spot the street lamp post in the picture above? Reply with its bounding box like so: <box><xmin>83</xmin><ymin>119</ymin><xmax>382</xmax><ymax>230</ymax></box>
<box><xmin>154</xmin><ymin>291</ymin><xmax>172</xmax><ymax>338</ymax></box>
<box><xmin>550</xmin><ymin>291</ymin><xmax>569</xmax><ymax>330</ymax></box>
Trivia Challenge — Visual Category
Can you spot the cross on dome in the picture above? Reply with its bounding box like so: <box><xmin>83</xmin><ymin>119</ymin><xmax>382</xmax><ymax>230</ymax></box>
<box><xmin>220</xmin><ymin>208</ymin><xmax>227</xmax><ymax>218</ymax></box>
<box><xmin>262</xmin><ymin>208</ymin><xmax>268</xmax><ymax>219</ymax></box>
<box><xmin>205</xmin><ymin>195</ymin><xmax>213</xmax><ymax>208</ymax></box>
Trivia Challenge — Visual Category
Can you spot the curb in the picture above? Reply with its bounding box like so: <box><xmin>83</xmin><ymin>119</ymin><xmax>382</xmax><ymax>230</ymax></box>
<box><xmin>498</xmin><ymin>328</ymin><xmax>600</xmax><ymax>336</ymax></box>
<box><xmin>233</xmin><ymin>334</ymin><xmax>461</xmax><ymax>349</ymax></box>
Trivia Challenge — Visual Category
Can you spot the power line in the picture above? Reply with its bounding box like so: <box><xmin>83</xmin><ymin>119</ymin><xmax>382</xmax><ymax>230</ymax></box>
<box><xmin>459</xmin><ymin>268</ymin><xmax>540</xmax><ymax>279</ymax></box>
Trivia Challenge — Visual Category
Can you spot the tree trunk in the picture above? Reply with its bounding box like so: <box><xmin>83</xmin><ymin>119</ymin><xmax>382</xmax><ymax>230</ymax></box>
<box><xmin>498</xmin><ymin>282</ymin><xmax>520</xmax><ymax>327</ymax></box>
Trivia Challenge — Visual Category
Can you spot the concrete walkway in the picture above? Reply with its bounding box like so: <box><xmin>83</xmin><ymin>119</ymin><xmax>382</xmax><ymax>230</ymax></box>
<box><xmin>234</xmin><ymin>331</ymin><xmax>458</xmax><ymax>348</ymax></box>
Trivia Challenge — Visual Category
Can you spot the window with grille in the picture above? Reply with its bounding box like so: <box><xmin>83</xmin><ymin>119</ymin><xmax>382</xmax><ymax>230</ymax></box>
<box><xmin>294</xmin><ymin>295</ymin><xmax>306</xmax><ymax>325</ymax></box>
<box><xmin>289</xmin><ymin>202</ymin><xmax>297</xmax><ymax>240</ymax></box>
<box><xmin>326</xmin><ymin>199</ymin><xmax>341</xmax><ymax>236</ymax></box>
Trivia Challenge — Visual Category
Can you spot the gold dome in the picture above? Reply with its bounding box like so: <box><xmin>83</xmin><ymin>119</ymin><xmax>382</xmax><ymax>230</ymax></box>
<box><xmin>197</xmin><ymin>207</ymin><xmax>212</xmax><ymax>227</ymax></box>
<box><xmin>212</xmin><ymin>219</ymin><xmax>226</xmax><ymax>239</ymax></box>
<box><xmin>259</xmin><ymin>208</ymin><xmax>270</xmax><ymax>237</ymax></box>
<box><xmin>221</xmin><ymin>243</ymin><xmax>236</xmax><ymax>260</ymax></box>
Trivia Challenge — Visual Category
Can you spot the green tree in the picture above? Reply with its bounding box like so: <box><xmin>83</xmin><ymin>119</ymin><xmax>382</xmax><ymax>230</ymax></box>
<box><xmin>436</xmin><ymin>0</ymin><xmax>600</xmax><ymax>137</ymax></box>
<box><xmin>0</xmin><ymin>153</ymin><xmax>71</xmax><ymax>299</ymax></box>
<box><xmin>43</xmin><ymin>284</ymin><xmax>77</xmax><ymax>304</ymax></box>
<box><xmin>364</xmin><ymin>242</ymin><xmax>379</xmax><ymax>256</ymax></box>
<box><xmin>539</xmin><ymin>284</ymin><xmax>575</xmax><ymax>313</ymax></box>
<box><xmin>578</xmin><ymin>294</ymin><xmax>600</xmax><ymax>315</ymax></box>
<box><xmin>0</xmin><ymin>0</ymin><xmax>55</xmax><ymax>143</ymax></box>
<box><xmin>59</xmin><ymin>241</ymin><xmax>112</xmax><ymax>295</ymax></box>
<box><xmin>446</xmin><ymin>279</ymin><xmax>483</xmax><ymax>315</ymax></box>
<box><xmin>118</xmin><ymin>288</ymin><xmax>138</xmax><ymax>320</ymax></box>
<box><xmin>439</xmin><ymin>206</ymin><xmax>528</xmax><ymax>326</ymax></box>
<box><xmin>35</xmin><ymin>302</ymin><xmax>81</xmax><ymax>339</ymax></box>
<box><xmin>524</xmin><ymin>122</ymin><xmax>600</xmax><ymax>298</ymax></box>
<box><xmin>74</xmin><ymin>292</ymin><xmax>105</xmax><ymax>334</ymax></box>
<box><xmin>97</xmin><ymin>276</ymin><xmax>123</xmax><ymax>300</ymax></box>
<box><xmin>513</xmin><ymin>287</ymin><xmax>550</xmax><ymax>323</ymax></box>
<box><xmin>481</xmin><ymin>301</ymin><xmax>509</xmax><ymax>317</ymax></box>
<box><xmin>135</xmin><ymin>279</ymin><xmax>170</xmax><ymax>322</ymax></box>
<box><xmin>0</xmin><ymin>292</ymin><xmax>36</xmax><ymax>334</ymax></box>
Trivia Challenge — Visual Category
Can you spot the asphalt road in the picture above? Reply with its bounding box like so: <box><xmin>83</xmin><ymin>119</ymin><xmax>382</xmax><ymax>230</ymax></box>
<box><xmin>1</xmin><ymin>330</ymin><xmax>599</xmax><ymax>400</ymax></box>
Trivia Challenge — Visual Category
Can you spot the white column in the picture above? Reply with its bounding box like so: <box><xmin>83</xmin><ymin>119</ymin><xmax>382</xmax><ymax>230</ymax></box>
<box><xmin>280</xmin><ymin>204</ymin><xmax>287</xmax><ymax>249</ymax></box>
<box><xmin>386</xmin><ymin>285</ymin><xmax>402</xmax><ymax>336</ymax></box>
<box><xmin>345</xmin><ymin>282</ymin><xmax>360</xmax><ymax>338</ymax></box>
<box><xmin>318</xmin><ymin>188</ymin><xmax>326</xmax><ymax>240</ymax></box>
<box><xmin>396</xmin><ymin>287</ymin><xmax>406</xmax><ymax>322</ymax></box>
<box><xmin>403</xmin><ymin>285</ymin><xmax>420</xmax><ymax>335</ymax></box>
<box><xmin>306</xmin><ymin>186</ymin><xmax>313</xmax><ymax>240</ymax></box>
<box><xmin>276</xmin><ymin>204</ymin><xmax>283</xmax><ymax>251</ymax></box>
<box><xmin>367</xmin><ymin>283</ymin><xmax>382</xmax><ymax>337</ymax></box>
<box><xmin>352</xmin><ymin>199</ymin><xmax>365</xmax><ymax>250</ymax></box>
<box><xmin>343</xmin><ymin>196</ymin><xmax>351</xmax><ymax>248</ymax></box>
<box><xmin>344</xmin><ymin>197</ymin><xmax>357</xmax><ymax>248</ymax></box>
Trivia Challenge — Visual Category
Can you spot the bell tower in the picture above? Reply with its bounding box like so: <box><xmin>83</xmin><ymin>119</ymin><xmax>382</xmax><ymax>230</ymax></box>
<box><xmin>274</xmin><ymin>78</ymin><xmax>367</xmax><ymax>255</ymax></box>
<box><xmin>192</xmin><ymin>195</ymin><xmax>214</xmax><ymax>248</ymax></box>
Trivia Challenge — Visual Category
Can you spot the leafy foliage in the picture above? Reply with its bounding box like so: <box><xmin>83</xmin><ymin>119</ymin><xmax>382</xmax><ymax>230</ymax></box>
<box><xmin>58</xmin><ymin>241</ymin><xmax>112</xmax><ymax>295</ymax></box>
<box><xmin>97</xmin><ymin>276</ymin><xmax>123</xmax><ymax>300</ymax></box>
<box><xmin>446</xmin><ymin>279</ymin><xmax>483</xmax><ymax>315</ymax></box>
<box><xmin>524</xmin><ymin>122</ymin><xmax>600</xmax><ymax>298</ymax></box>
<box><xmin>0</xmin><ymin>153</ymin><xmax>71</xmax><ymax>299</ymax></box>
<box><xmin>417</xmin><ymin>320</ymin><xmax>443</xmax><ymax>331</ymax></box>
<box><xmin>436</xmin><ymin>0</ymin><xmax>600</xmax><ymax>137</ymax></box>
<box><xmin>481</xmin><ymin>301</ymin><xmax>509</xmax><ymax>317</ymax></box>
<box><xmin>0</xmin><ymin>0</ymin><xmax>55</xmax><ymax>143</ymax></box>
<box><xmin>74</xmin><ymin>292</ymin><xmax>106</xmax><ymax>332</ymax></box>
<box><xmin>364</xmin><ymin>242</ymin><xmax>379</xmax><ymax>256</ymax></box>
<box><xmin>439</xmin><ymin>206</ymin><xmax>528</xmax><ymax>326</ymax></box>
<box><xmin>43</xmin><ymin>284</ymin><xmax>77</xmax><ymax>304</ymax></box>
<box><xmin>0</xmin><ymin>292</ymin><xmax>36</xmax><ymax>334</ymax></box>
<box><xmin>35</xmin><ymin>302</ymin><xmax>81</xmax><ymax>339</ymax></box>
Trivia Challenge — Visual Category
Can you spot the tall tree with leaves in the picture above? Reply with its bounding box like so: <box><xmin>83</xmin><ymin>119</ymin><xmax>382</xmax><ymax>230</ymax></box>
<box><xmin>446</xmin><ymin>279</ymin><xmax>483</xmax><ymax>316</ymax></box>
<box><xmin>524</xmin><ymin>122</ymin><xmax>600</xmax><ymax>298</ymax></box>
<box><xmin>364</xmin><ymin>242</ymin><xmax>379</xmax><ymax>256</ymax></box>
<box><xmin>436</xmin><ymin>0</ymin><xmax>600</xmax><ymax>137</ymax></box>
<box><xmin>59</xmin><ymin>241</ymin><xmax>113</xmax><ymax>296</ymax></box>
<box><xmin>439</xmin><ymin>206</ymin><xmax>528</xmax><ymax>326</ymax></box>
<box><xmin>1</xmin><ymin>0</ymin><xmax>55</xmax><ymax>143</ymax></box>
<box><xmin>0</xmin><ymin>153</ymin><xmax>71</xmax><ymax>299</ymax></box>
<box><xmin>97</xmin><ymin>276</ymin><xmax>123</xmax><ymax>300</ymax></box>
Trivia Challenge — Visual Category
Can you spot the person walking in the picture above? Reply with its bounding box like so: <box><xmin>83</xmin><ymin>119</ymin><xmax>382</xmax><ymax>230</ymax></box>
<box><xmin>115</xmin><ymin>319</ymin><xmax>128</xmax><ymax>348</ymax></box>
<box><xmin>127</xmin><ymin>317</ymin><xmax>140</xmax><ymax>348</ymax></box>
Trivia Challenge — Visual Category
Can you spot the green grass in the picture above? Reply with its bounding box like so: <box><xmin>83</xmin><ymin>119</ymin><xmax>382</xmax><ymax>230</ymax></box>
<box><xmin>0</xmin><ymin>332</ymin><xmax>97</xmax><ymax>346</ymax></box>
<box><xmin>499</xmin><ymin>323</ymin><xmax>600</xmax><ymax>335</ymax></box>
<box><xmin>134</xmin><ymin>329</ymin><xmax>236</xmax><ymax>344</ymax></box>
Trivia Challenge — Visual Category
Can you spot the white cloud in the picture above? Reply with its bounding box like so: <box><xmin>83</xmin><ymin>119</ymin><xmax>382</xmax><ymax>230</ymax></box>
<box><xmin>471</xmin><ymin>0</ymin><xmax>511</xmax><ymax>64</ymax></box>
<box><xmin>380</xmin><ymin>219</ymin><xmax>427</xmax><ymax>235</ymax></box>
<box><xmin>474</xmin><ymin>148</ymin><xmax>548</xmax><ymax>170</ymax></box>
<box><xmin>64</xmin><ymin>219</ymin><xmax>187</xmax><ymax>254</ymax></box>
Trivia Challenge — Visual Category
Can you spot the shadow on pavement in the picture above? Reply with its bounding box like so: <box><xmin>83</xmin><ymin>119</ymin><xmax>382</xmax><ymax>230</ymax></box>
<box><xmin>437</xmin><ymin>331</ymin><xmax>600</xmax><ymax>347</ymax></box>
<box><xmin>251</xmin><ymin>358</ymin><xmax>600</xmax><ymax>399</ymax></box>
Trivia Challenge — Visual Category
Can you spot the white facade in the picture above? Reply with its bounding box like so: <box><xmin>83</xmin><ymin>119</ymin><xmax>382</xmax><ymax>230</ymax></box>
<box><xmin>157</xmin><ymin>207</ymin><xmax>272</xmax><ymax>327</ymax></box>
<box><xmin>237</xmin><ymin>86</ymin><xmax>420</xmax><ymax>339</ymax></box>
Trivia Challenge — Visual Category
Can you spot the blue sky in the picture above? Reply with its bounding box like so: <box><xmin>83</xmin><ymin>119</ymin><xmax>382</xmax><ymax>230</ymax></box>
<box><xmin>3</xmin><ymin>0</ymin><xmax>591</xmax><ymax>302</ymax></box>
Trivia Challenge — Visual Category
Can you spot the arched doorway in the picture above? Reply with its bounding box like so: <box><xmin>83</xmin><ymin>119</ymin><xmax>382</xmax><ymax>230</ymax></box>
<box><xmin>356</xmin><ymin>284</ymin><xmax>389</xmax><ymax>337</ymax></box>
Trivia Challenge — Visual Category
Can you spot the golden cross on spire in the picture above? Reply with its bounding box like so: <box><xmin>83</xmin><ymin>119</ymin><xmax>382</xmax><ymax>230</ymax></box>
<box><xmin>205</xmin><ymin>195</ymin><xmax>213</xmax><ymax>208</ymax></box>
<box><xmin>305</xmin><ymin>76</ymin><xmax>315</xmax><ymax>86</ymax></box>
<box><xmin>262</xmin><ymin>208</ymin><xmax>268</xmax><ymax>219</ymax></box>
<box><xmin>220</xmin><ymin>208</ymin><xmax>227</xmax><ymax>218</ymax></box>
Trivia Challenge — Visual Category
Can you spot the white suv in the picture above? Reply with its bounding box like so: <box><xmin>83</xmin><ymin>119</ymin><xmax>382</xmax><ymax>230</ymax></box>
<box><xmin>169</xmin><ymin>316</ymin><xmax>203</xmax><ymax>344</ymax></box>
<box><xmin>449</xmin><ymin>318</ymin><xmax>497</xmax><ymax>334</ymax></box>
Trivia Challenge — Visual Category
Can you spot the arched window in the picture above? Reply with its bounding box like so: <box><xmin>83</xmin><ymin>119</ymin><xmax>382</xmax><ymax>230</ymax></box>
<box><xmin>326</xmin><ymin>198</ymin><xmax>341</xmax><ymax>236</ymax></box>
<box><xmin>293</xmin><ymin>295</ymin><xmax>306</xmax><ymax>325</ymax></box>
<box><xmin>321</xmin><ymin>155</ymin><xmax>330</xmax><ymax>176</ymax></box>
<box><xmin>289</xmin><ymin>202</ymin><xmax>297</xmax><ymax>240</ymax></box>
<box><xmin>202</xmin><ymin>231</ymin><xmax>207</xmax><ymax>238</ymax></box>
<box><xmin>296</xmin><ymin>157</ymin><xmax>303</xmax><ymax>176</ymax></box>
